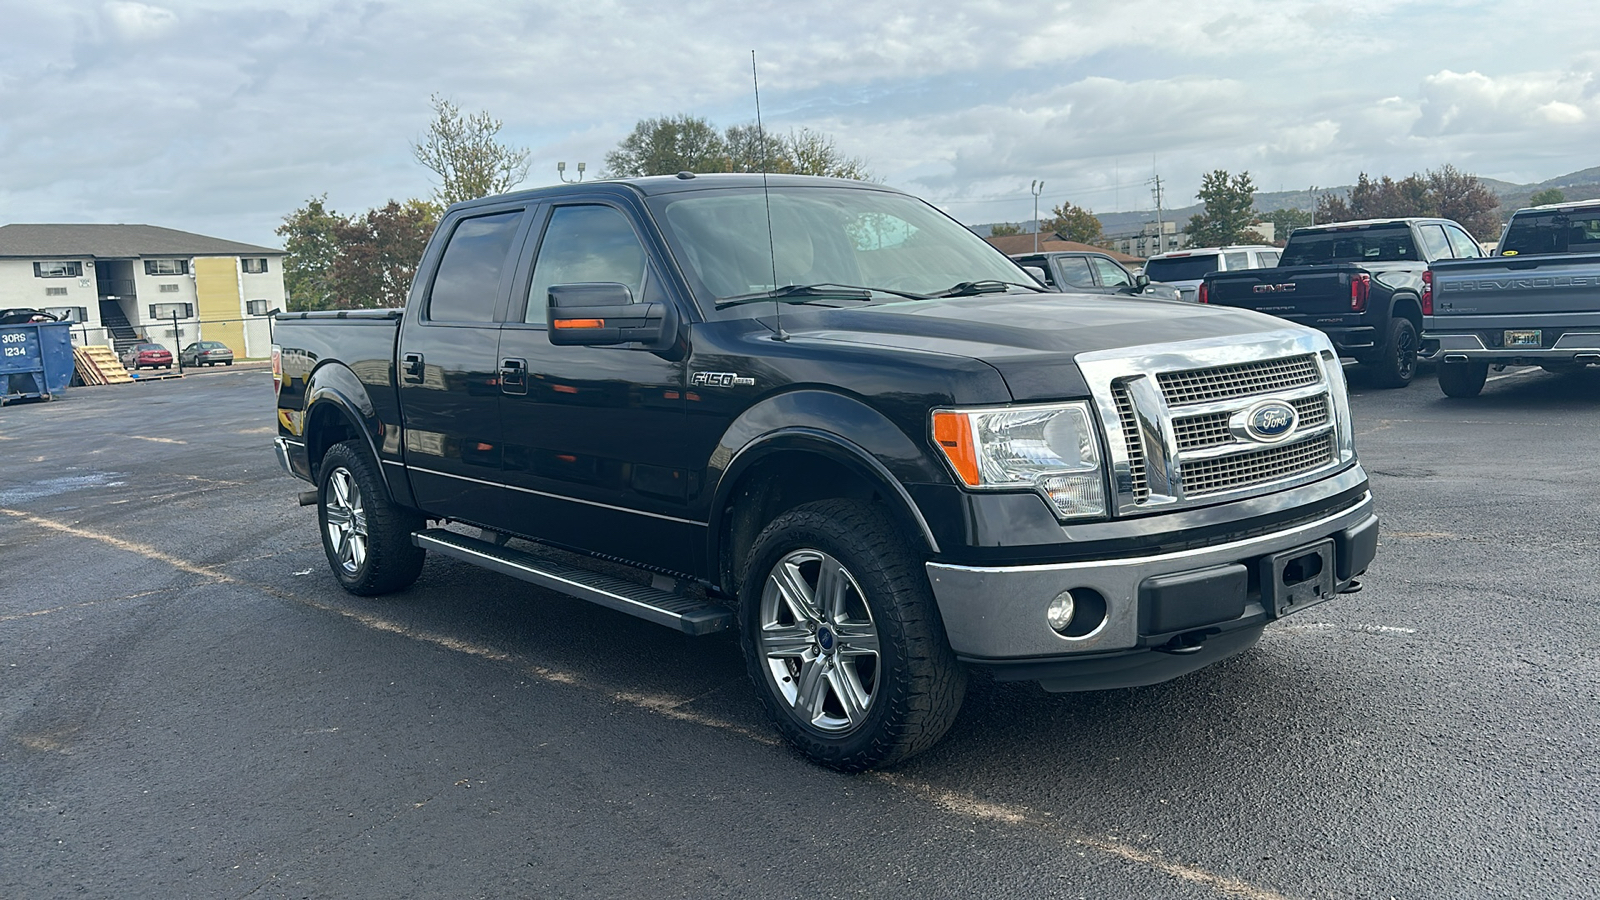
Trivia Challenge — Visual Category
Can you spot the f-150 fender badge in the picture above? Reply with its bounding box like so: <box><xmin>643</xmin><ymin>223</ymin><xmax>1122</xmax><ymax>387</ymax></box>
<box><xmin>692</xmin><ymin>371</ymin><xmax>755</xmax><ymax>387</ymax></box>
<box><xmin>1231</xmin><ymin>399</ymin><xmax>1298</xmax><ymax>444</ymax></box>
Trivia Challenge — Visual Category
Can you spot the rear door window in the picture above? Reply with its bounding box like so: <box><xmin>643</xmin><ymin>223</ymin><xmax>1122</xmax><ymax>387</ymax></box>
<box><xmin>1415</xmin><ymin>224</ymin><xmax>1452</xmax><ymax>261</ymax></box>
<box><xmin>426</xmin><ymin>210</ymin><xmax>526</xmax><ymax>322</ymax></box>
<box><xmin>1223</xmin><ymin>251</ymin><xmax>1249</xmax><ymax>271</ymax></box>
<box><xmin>1053</xmin><ymin>256</ymin><xmax>1095</xmax><ymax>288</ymax></box>
<box><xmin>1257</xmin><ymin>251</ymin><xmax>1281</xmax><ymax>267</ymax></box>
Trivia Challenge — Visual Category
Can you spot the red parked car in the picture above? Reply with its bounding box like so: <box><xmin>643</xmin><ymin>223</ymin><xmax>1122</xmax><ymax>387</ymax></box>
<box><xmin>122</xmin><ymin>343</ymin><xmax>173</xmax><ymax>370</ymax></box>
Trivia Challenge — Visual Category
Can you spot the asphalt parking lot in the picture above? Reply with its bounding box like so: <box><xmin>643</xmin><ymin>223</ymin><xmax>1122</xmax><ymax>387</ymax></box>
<box><xmin>2</xmin><ymin>363</ymin><xmax>1596</xmax><ymax>899</ymax></box>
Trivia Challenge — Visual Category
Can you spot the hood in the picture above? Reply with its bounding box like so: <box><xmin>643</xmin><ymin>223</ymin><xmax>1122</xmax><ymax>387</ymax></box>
<box><xmin>778</xmin><ymin>292</ymin><xmax>1302</xmax><ymax>401</ymax></box>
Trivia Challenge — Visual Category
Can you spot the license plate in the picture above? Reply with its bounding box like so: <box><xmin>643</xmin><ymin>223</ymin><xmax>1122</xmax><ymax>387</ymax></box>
<box><xmin>1261</xmin><ymin>539</ymin><xmax>1336</xmax><ymax>618</ymax></box>
<box><xmin>1505</xmin><ymin>329</ymin><xmax>1541</xmax><ymax>347</ymax></box>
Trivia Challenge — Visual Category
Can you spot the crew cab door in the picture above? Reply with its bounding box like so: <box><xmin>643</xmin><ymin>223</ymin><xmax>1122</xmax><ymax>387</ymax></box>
<box><xmin>494</xmin><ymin>200</ymin><xmax>697</xmax><ymax>573</ymax></box>
<box><xmin>396</xmin><ymin>205</ymin><xmax>531</xmax><ymax>524</ymax></box>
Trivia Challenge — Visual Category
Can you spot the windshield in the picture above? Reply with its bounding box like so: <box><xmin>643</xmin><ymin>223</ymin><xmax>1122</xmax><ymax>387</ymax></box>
<box><xmin>1142</xmin><ymin>254</ymin><xmax>1221</xmax><ymax>282</ymax></box>
<box><xmin>1280</xmin><ymin>224</ymin><xmax>1418</xmax><ymax>267</ymax></box>
<box><xmin>649</xmin><ymin>185</ymin><xmax>1028</xmax><ymax>307</ymax></box>
<box><xmin>1500</xmin><ymin>211</ymin><xmax>1600</xmax><ymax>256</ymax></box>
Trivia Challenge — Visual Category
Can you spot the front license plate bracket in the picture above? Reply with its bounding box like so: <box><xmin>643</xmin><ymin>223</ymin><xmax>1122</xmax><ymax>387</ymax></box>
<box><xmin>1262</xmin><ymin>538</ymin><xmax>1337</xmax><ymax>618</ymax></box>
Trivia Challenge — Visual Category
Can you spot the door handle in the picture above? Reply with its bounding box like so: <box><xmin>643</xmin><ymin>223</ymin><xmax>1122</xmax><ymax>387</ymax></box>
<box><xmin>401</xmin><ymin>352</ymin><xmax>424</xmax><ymax>383</ymax></box>
<box><xmin>500</xmin><ymin>357</ymin><xmax>528</xmax><ymax>395</ymax></box>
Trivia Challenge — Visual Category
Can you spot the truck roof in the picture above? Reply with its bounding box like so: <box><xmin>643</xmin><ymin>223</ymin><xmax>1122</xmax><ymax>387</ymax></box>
<box><xmin>1518</xmin><ymin>197</ymin><xmax>1600</xmax><ymax>213</ymax></box>
<box><xmin>445</xmin><ymin>172</ymin><xmax>896</xmax><ymax>214</ymax></box>
<box><xmin>1292</xmin><ymin>217</ymin><xmax>1458</xmax><ymax>234</ymax></box>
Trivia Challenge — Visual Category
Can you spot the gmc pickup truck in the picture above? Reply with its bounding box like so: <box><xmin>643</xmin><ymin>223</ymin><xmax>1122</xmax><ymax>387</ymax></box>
<box><xmin>273</xmin><ymin>174</ymin><xmax>1379</xmax><ymax>770</ymax></box>
<box><xmin>1199</xmin><ymin>217</ymin><xmax>1487</xmax><ymax>388</ymax></box>
<box><xmin>1424</xmin><ymin>198</ymin><xmax>1600</xmax><ymax>397</ymax></box>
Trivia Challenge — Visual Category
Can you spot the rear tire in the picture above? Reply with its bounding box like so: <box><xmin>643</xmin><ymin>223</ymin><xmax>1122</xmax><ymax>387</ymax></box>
<box><xmin>739</xmin><ymin>499</ymin><xmax>966</xmax><ymax>771</ymax></box>
<box><xmin>1438</xmin><ymin>361</ymin><xmax>1489</xmax><ymax>398</ymax></box>
<box><xmin>317</xmin><ymin>440</ymin><xmax>426</xmax><ymax>595</ymax></box>
<box><xmin>1370</xmin><ymin>317</ymin><xmax>1418</xmax><ymax>389</ymax></box>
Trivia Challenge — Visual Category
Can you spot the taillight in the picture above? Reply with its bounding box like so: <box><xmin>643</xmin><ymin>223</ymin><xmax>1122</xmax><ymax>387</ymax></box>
<box><xmin>1421</xmin><ymin>270</ymin><xmax>1433</xmax><ymax>315</ymax></box>
<box><xmin>1198</xmin><ymin>282</ymin><xmax>1209</xmax><ymax>304</ymax></box>
<box><xmin>271</xmin><ymin>344</ymin><xmax>282</xmax><ymax>392</ymax></box>
<box><xmin>1350</xmin><ymin>273</ymin><xmax>1370</xmax><ymax>313</ymax></box>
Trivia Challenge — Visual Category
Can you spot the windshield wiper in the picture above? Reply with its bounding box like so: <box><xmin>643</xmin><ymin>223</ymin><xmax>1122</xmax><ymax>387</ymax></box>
<box><xmin>928</xmin><ymin>280</ymin><xmax>1045</xmax><ymax>298</ymax></box>
<box><xmin>716</xmin><ymin>282</ymin><xmax>925</xmax><ymax>308</ymax></box>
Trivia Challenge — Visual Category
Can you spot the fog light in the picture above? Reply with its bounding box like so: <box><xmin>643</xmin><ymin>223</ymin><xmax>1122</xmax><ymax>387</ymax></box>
<box><xmin>1046</xmin><ymin>591</ymin><xmax>1076</xmax><ymax>633</ymax></box>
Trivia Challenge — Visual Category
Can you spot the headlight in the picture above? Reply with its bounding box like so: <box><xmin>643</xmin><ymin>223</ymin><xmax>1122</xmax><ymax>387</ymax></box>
<box><xmin>932</xmin><ymin>401</ymin><xmax>1108</xmax><ymax>520</ymax></box>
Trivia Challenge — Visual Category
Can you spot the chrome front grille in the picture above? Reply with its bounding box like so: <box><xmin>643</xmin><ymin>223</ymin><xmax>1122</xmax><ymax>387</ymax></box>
<box><xmin>1156</xmin><ymin>354</ymin><xmax>1320</xmax><ymax>406</ymax></box>
<box><xmin>1078</xmin><ymin>331</ymin><xmax>1353</xmax><ymax>516</ymax></box>
<box><xmin>1112</xmin><ymin>384</ymin><xmax>1150</xmax><ymax>501</ymax></box>
<box><xmin>1182</xmin><ymin>434</ymin><xmax>1336</xmax><ymax>497</ymax></box>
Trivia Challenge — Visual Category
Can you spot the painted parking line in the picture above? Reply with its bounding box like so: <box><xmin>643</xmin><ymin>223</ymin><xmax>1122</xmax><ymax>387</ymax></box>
<box><xmin>117</xmin><ymin>434</ymin><xmax>189</xmax><ymax>445</ymax></box>
<box><xmin>1486</xmin><ymin>367</ymin><xmax>1542</xmax><ymax>383</ymax></box>
<box><xmin>3</xmin><ymin>507</ymin><xmax>1299</xmax><ymax>900</ymax></box>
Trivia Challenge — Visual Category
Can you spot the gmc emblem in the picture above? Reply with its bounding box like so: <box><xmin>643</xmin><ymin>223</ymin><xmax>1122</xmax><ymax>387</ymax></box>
<box><xmin>1253</xmin><ymin>283</ymin><xmax>1297</xmax><ymax>293</ymax></box>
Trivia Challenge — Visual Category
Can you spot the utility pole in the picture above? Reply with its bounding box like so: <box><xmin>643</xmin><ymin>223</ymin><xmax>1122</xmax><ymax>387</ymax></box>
<box><xmin>1148</xmin><ymin>174</ymin><xmax>1166</xmax><ymax>255</ymax></box>
<box><xmin>1309</xmin><ymin>185</ymin><xmax>1318</xmax><ymax>225</ymax></box>
<box><xmin>1031</xmin><ymin>180</ymin><xmax>1045</xmax><ymax>252</ymax></box>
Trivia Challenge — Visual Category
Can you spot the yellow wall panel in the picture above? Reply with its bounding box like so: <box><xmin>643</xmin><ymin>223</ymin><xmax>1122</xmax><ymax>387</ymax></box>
<box><xmin>194</xmin><ymin>257</ymin><xmax>246</xmax><ymax>355</ymax></box>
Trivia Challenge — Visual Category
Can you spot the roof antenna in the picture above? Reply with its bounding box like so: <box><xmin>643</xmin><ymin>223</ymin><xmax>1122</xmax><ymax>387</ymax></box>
<box><xmin>752</xmin><ymin>50</ymin><xmax>789</xmax><ymax>341</ymax></box>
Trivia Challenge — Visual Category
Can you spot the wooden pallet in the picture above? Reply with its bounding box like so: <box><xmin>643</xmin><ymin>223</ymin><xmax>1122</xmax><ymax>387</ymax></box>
<box><xmin>74</xmin><ymin>346</ymin><xmax>135</xmax><ymax>385</ymax></box>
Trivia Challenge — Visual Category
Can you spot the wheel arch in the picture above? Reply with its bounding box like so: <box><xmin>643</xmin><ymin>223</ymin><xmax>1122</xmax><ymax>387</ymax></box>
<box><xmin>302</xmin><ymin>362</ymin><xmax>388</xmax><ymax>491</ymax></box>
<box><xmin>1389</xmin><ymin>292</ymin><xmax>1423</xmax><ymax>330</ymax></box>
<box><xmin>707</xmin><ymin>428</ymin><xmax>942</xmax><ymax>595</ymax></box>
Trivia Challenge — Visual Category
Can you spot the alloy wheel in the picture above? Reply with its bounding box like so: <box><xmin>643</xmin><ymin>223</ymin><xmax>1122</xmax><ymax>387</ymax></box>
<box><xmin>323</xmin><ymin>466</ymin><xmax>368</xmax><ymax>574</ymax></box>
<box><xmin>757</xmin><ymin>549</ymin><xmax>881</xmax><ymax>732</ymax></box>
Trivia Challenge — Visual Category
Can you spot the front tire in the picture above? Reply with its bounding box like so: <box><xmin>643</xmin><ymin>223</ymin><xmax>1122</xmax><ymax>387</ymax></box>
<box><xmin>1370</xmin><ymin>317</ymin><xmax>1418</xmax><ymax>388</ymax></box>
<box><xmin>1438</xmin><ymin>361</ymin><xmax>1489</xmax><ymax>398</ymax></box>
<box><xmin>739</xmin><ymin>499</ymin><xmax>966</xmax><ymax>771</ymax></box>
<box><xmin>318</xmin><ymin>440</ymin><xmax>426</xmax><ymax>595</ymax></box>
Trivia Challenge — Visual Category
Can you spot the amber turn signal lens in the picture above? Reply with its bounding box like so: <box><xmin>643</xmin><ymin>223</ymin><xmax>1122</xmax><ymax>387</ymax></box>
<box><xmin>552</xmin><ymin>318</ymin><xmax>604</xmax><ymax>329</ymax></box>
<box><xmin>932</xmin><ymin>411</ymin><xmax>981</xmax><ymax>486</ymax></box>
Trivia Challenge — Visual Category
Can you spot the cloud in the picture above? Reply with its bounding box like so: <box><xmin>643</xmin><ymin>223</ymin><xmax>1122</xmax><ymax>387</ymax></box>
<box><xmin>1414</xmin><ymin>68</ymin><xmax>1593</xmax><ymax>136</ymax></box>
<box><xmin>103</xmin><ymin>1</ymin><xmax>178</xmax><ymax>41</ymax></box>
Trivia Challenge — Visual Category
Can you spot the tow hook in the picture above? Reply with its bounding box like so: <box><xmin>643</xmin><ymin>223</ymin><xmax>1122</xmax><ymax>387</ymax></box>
<box><xmin>1339</xmin><ymin>579</ymin><xmax>1363</xmax><ymax>595</ymax></box>
<box><xmin>1154</xmin><ymin>633</ymin><xmax>1206</xmax><ymax>655</ymax></box>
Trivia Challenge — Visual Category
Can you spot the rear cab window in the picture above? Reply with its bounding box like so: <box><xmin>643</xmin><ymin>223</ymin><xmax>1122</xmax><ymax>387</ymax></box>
<box><xmin>1143</xmin><ymin>254</ymin><xmax>1221</xmax><ymax>282</ymax></box>
<box><xmin>1499</xmin><ymin>210</ymin><xmax>1600</xmax><ymax>256</ymax></box>
<box><xmin>1279</xmin><ymin>224</ymin><xmax>1419</xmax><ymax>267</ymax></box>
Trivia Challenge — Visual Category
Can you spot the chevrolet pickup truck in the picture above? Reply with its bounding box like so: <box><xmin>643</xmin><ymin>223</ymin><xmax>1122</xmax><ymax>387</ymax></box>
<box><xmin>1424</xmin><ymin>198</ymin><xmax>1600</xmax><ymax>397</ymax></box>
<box><xmin>1199</xmin><ymin>217</ymin><xmax>1487</xmax><ymax>388</ymax></box>
<box><xmin>273</xmin><ymin>174</ymin><xmax>1379</xmax><ymax>770</ymax></box>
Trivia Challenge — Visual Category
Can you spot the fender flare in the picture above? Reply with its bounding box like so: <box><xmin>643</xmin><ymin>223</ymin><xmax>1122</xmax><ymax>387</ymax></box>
<box><xmin>303</xmin><ymin>362</ymin><xmax>391</xmax><ymax>494</ymax></box>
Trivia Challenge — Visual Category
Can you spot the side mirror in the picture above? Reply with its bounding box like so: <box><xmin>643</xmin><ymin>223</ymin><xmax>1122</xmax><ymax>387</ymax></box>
<box><xmin>1134</xmin><ymin>273</ymin><xmax>1151</xmax><ymax>290</ymax></box>
<box><xmin>547</xmin><ymin>283</ymin><xmax>677</xmax><ymax>351</ymax></box>
<box><xmin>1021</xmin><ymin>265</ymin><xmax>1050</xmax><ymax>288</ymax></box>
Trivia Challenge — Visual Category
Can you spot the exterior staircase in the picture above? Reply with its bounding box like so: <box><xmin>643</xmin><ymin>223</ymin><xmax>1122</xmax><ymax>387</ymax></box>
<box><xmin>98</xmin><ymin>299</ymin><xmax>142</xmax><ymax>354</ymax></box>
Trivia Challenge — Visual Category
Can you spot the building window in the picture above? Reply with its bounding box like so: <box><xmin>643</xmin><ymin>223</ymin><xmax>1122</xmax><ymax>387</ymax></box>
<box><xmin>45</xmin><ymin>287</ymin><xmax>69</xmax><ymax>297</ymax></box>
<box><xmin>246</xmin><ymin>299</ymin><xmax>270</xmax><ymax>315</ymax></box>
<box><xmin>144</xmin><ymin>259</ymin><xmax>189</xmax><ymax>276</ymax></box>
<box><xmin>43</xmin><ymin>306</ymin><xmax>87</xmax><ymax>323</ymax></box>
<box><xmin>242</xmin><ymin>258</ymin><xmax>269</xmax><ymax>274</ymax></box>
<box><xmin>34</xmin><ymin>261</ymin><xmax>83</xmax><ymax>278</ymax></box>
<box><xmin>159</xmin><ymin>283</ymin><xmax>181</xmax><ymax>293</ymax></box>
<box><xmin>149</xmin><ymin>302</ymin><xmax>194</xmax><ymax>320</ymax></box>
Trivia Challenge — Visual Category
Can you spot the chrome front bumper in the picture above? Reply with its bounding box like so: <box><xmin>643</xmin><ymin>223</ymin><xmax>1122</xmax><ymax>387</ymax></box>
<box><xmin>925</xmin><ymin>491</ymin><xmax>1377</xmax><ymax>662</ymax></box>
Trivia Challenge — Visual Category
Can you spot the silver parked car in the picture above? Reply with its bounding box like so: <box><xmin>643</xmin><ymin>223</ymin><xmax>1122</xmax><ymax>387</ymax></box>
<box><xmin>179</xmin><ymin>341</ymin><xmax>234</xmax><ymax>367</ymax></box>
<box><xmin>1142</xmin><ymin>245</ymin><xmax>1281</xmax><ymax>303</ymax></box>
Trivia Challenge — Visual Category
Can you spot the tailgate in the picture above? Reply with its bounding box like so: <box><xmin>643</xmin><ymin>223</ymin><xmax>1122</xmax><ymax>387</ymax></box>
<box><xmin>1204</xmin><ymin>265</ymin><xmax>1358</xmax><ymax>319</ymax></box>
<box><xmin>1431</xmin><ymin>254</ymin><xmax>1600</xmax><ymax>317</ymax></box>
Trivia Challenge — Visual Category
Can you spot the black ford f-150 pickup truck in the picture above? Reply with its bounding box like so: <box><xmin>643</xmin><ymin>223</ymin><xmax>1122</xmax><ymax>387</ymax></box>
<box><xmin>273</xmin><ymin>174</ymin><xmax>1379</xmax><ymax>770</ymax></box>
<box><xmin>1424</xmin><ymin>198</ymin><xmax>1600</xmax><ymax>397</ymax></box>
<box><xmin>1199</xmin><ymin>217</ymin><xmax>1488</xmax><ymax>388</ymax></box>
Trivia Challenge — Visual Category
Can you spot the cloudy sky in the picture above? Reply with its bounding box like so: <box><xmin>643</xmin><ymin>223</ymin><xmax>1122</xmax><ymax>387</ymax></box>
<box><xmin>2</xmin><ymin>0</ymin><xmax>1597</xmax><ymax>248</ymax></box>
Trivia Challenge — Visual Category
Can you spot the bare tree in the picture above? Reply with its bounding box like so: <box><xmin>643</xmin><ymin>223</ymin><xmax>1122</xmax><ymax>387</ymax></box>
<box><xmin>412</xmin><ymin>94</ymin><xmax>530</xmax><ymax>206</ymax></box>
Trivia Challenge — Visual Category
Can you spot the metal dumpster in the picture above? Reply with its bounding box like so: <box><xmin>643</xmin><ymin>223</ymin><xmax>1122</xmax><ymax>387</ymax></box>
<box><xmin>0</xmin><ymin>321</ymin><xmax>74</xmax><ymax>405</ymax></box>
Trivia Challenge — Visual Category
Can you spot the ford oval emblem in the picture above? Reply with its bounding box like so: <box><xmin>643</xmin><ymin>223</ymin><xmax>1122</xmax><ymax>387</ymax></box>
<box><xmin>1244</xmin><ymin>400</ymin><xmax>1298</xmax><ymax>442</ymax></box>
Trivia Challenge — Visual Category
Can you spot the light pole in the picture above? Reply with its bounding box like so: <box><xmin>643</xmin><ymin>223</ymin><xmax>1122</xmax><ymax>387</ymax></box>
<box><xmin>1031</xmin><ymin>180</ymin><xmax>1045</xmax><ymax>252</ymax></box>
<box><xmin>557</xmin><ymin>161</ymin><xmax>587</xmax><ymax>183</ymax></box>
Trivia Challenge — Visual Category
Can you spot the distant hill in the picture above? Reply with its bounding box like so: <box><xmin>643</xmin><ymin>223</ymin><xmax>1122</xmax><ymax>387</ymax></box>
<box><xmin>971</xmin><ymin>166</ymin><xmax>1600</xmax><ymax>238</ymax></box>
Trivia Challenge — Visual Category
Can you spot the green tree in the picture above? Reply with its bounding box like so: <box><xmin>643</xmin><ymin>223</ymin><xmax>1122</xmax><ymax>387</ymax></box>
<box><xmin>276</xmin><ymin>195</ymin><xmax>343</xmax><ymax>311</ymax></box>
<box><xmin>1529</xmin><ymin>187</ymin><xmax>1566</xmax><ymax>206</ymax></box>
<box><xmin>1187</xmin><ymin>170</ymin><xmax>1258</xmax><ymax>246</ymax></box>
<box><xmin>773</xmin><ymin>127</ymin><xmax>871</xmax><ymax>180</ymax></box>
<box><xmin>327</xmin><ymin>200</ymin><xmax>441</xmax><ymax>309</ymax></box>
<box><xmin>1427</xmin><ymin>164</ymin><xmax>1501</xmax><ymax>240</ymax></box>
<box><xmin>412</xmin><ymin>94</ymin><xmax>531</xmax><ymax>206</ymax></box>
<box><xmin>988</xmin><ymin>222</ymin><xmax>1023</xmax><ymax>237</ymax></box>
<box><xmin>1039</xmin><ymin>201</ymin><xmax>1103</xmax><ymax>243</ymax></box>
<box><xmin>1263</xmin><ymin>207</ymin><xmax>1313</xmax><ymax>242</ymax></box>
<box><xmin>604</xmin><ymin>114</ymin><xmax>728</xmax><ymax>177</ymax></box>
<box><xmin>1316</xmin><ymin>166</ymin><xmax>1501</xmax><ymax>240</ymax></box>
